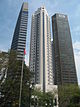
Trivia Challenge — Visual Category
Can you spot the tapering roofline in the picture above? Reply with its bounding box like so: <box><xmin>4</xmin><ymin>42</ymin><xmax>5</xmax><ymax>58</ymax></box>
<box><xmin>32</xmin><ymin>5</ymin><xmax>49</xmax><ymax>17</ymax></box>
<box><xmin>22</xmin><ymin>2</ymin><xmax>28</xmax><ymax>11</ymax></box>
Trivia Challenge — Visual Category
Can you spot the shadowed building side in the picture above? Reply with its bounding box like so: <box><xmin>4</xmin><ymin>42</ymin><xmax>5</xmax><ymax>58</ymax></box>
<box><xmin>52</xmin><ymin>13</ymin><xmax>78</xmax><ymax>85</ymax></box>
<box><xmin>11</xmin><ymin>2</ymin><xmax>28</xmax><ymax>61</ymax></box>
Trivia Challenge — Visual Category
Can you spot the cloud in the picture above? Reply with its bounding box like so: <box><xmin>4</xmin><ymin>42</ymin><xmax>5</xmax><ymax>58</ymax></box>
<box><xmin>72</xmin><ymin>26</ymin><xmax>80</xmax><ymax>36</ymax></box>
<box><xmin>73</xmin><ymin>41</ymin><xmax>80</xmax><ymax>51</ymax></box>
<box><xmin>73</xmin><ymin>26</ymin><xmax>80</xmax><ymax>32</ymax></box>
<box><xmin>73</xmin><ymin>41</ymin><xmax>80</xmax><ymax>85</ymax></box>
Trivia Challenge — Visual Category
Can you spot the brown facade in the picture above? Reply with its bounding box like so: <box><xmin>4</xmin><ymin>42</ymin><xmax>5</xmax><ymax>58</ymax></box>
<box><xmin>52</xmin><ymin>13</ymin><xmax>78</xmax><ymax>85</ymax></box>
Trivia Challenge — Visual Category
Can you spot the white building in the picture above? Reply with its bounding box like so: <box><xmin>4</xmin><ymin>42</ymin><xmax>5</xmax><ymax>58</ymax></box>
<box><xmin>29</xmin><ymin>6</ymin><xmax>53</xmax><ymax>92</ymax></box>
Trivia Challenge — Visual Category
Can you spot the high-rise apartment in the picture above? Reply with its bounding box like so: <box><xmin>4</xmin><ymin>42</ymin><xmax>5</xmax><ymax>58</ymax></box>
<box><xmin>52</xmin><ymin>13</ymin><xmax>78</xmax><ymax>85</ymax></box>
<box><xmin>11</xmin><ymin>2</ymin><xmax>28</xmax><ymax>60</ymax></box>
<box><xmin>29</xmin><ymin>6</ymin><xmax>53</xmax><ymax>92</ymax></box>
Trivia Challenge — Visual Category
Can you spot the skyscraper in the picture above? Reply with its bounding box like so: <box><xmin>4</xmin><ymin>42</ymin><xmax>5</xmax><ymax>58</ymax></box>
<box><xmin>29</xmin><ymin>6</ymin><xmax>53</xmax><ymax>92</ymax></box>
<box><xmin>11</xmin><ymin>2</ymin><xmax>28</xmax><ymax>60</ymax></box>
<box><xmin>0</xmin><ymin>3</ymin><xmax>28</xmax><ymax>106</ymax></box>
<box><xmin>52</xmin><ymin>13</ymin><xmax>78</xmax><ymax>85</ymax></box>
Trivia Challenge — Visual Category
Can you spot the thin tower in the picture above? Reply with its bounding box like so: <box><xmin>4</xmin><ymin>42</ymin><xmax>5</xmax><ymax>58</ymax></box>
<box><xmin>29</xmin><ymin>6</ymin><xmax>53</xmax><ymax>92</ymax></box>
<box><xmin>11</xmin><ymin>2</ymin><xmax>28</xmax><ymax>61</ymax></box>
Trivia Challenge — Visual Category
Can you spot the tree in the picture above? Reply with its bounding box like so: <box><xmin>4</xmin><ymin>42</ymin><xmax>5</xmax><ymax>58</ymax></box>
<box><xmin>0</xmin><ymin>50</ymin><xmax>31</xmax><ymax>107</ymax></box>
<box><xmin>58</xmin><ymin>84</ymin><xmax>80</xmax><ymax>107</ymax></box>
<box><xmin>0</xmin><ymin>51</ymin><xmax>8</xmax><ymax>85</ymax></box>
<box><xmin>31</xmin><ymin>88</ymin><xmax>55</xmax><ymax>107</ymax></box>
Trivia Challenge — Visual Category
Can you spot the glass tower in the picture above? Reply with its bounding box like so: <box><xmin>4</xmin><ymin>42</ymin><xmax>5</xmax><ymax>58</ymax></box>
<box><xmin>52</xmin><ymin>13</ymin><xmax>78</xmax><ymax>85</ymax></box>
<box><xmin>11</xmin><ymin>2</ymin><xmax>28</xmax><ymax>60</ymax></box>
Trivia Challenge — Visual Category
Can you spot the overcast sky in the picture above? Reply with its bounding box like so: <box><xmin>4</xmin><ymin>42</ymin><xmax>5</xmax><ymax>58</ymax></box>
<box><xmin>0</xmin><ymin>0</ymin><xmax>80</xmax><ymax>85</ymax></box>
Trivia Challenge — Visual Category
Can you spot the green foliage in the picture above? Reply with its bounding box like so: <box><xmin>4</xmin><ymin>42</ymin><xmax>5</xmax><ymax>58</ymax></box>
<box><xmin>58</xmin><ymin>84</ymin><xmax>80</xmax><ymax>107</ymax></box>
<box><xmin>0</xmin><ymin>50</ymin><xmax>31</xmax><ymax>107</ymax></box>
<box><xmin>0</xmin><ymin>51</ymin><xmax>8</xmax><ymax>69</ymax></box>
<box><xmin>31</xmin><ymin>89</ymin><xmax>54</xmax><ymax>107</ymax></box>
<box><xmin>0</xmin><ymin>51</ymin><xmax>8</xmax><ymax>84</ymax></box>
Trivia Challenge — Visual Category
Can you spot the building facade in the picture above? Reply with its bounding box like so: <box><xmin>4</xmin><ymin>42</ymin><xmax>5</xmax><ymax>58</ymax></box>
<box><xmin>11</xmin><ymin>2</ymin><xmax>28</xmax><ymax>60</ymax></box>
<box><xmin>52</xmin><ymin>13</ymin><xmax>78</xmax><ymax>85</ymax></box>
<box><xmin>29</xmin><ymin>6</ymin><xmax>53</xmax><ymax>92</ymax></box>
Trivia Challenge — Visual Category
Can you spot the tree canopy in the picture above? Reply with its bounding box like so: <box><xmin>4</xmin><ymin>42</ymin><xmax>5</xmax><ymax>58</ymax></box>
<box><xmin>0</xmin><ymin>50</ymin><xmax>31</xmax><ymax>107</ymax></box>
<box><xmin>58</xmin><ymin>84</ymin><xmax>80</xmax><ymax>107</ymax></box>
<box><xmin>31</xmin><ymin>88</ymin><xmax>55</xmax><ymax>107</ymax></box>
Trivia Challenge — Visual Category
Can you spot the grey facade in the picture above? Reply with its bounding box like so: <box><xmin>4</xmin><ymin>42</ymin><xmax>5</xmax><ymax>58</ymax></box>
<box><xmin>11</xmin><ymin>2</ymin><xmax>28</xmax><ymax>60</ymax></box>
<box><xmin>52</xmin><ymin>13</ymin><xmax>78</xmax><ymax>85</ymax></box>
<box><xmin>29</xmin><ymin>6</ymin><xmax>53</xmax><ymax>92</ymax></box>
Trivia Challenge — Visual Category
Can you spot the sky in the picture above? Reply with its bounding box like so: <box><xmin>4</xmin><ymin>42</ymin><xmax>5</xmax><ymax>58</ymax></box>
<box><xmin>0</xmin><ymin>0</ymin><xmax>80</xmax><ymax>84</ymax></box>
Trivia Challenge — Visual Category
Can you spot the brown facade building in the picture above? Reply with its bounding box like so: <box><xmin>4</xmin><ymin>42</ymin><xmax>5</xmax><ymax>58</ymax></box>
<box><xmin>52</xmin><ymin>13</ymin><xmax>78</xmax><ymax>85</ymax></box>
